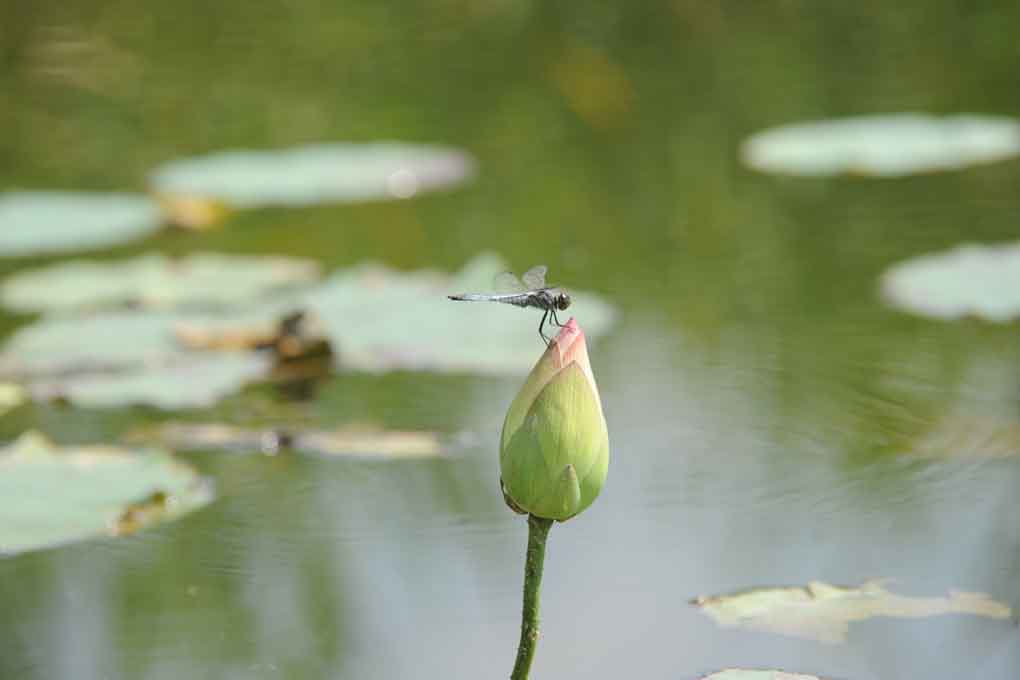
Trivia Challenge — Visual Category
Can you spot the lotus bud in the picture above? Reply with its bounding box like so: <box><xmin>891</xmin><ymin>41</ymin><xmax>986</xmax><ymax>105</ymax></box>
<box><xmin>500</xmin><ymin>318</ymin><xmax>609</xmax><ymax>521</ymax></box>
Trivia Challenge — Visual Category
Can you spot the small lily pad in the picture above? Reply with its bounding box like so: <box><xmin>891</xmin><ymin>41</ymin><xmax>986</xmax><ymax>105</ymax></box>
<box><xmin>0</xmin><ymin>191</ymin><xmax>163</xmax><ymax>257</ymax></box>
<box><xmin>1</xmin><ymin>252</ymin><xmax>321</xmax><ymax>314</ymax></box>
<box><xmin>741</xmin><ymin>114</ymin><xmax>1020</xmax><ymax>177</ymax></box>
<box><xmin>880</xmin><ymin>241</ymin><xmax>1020</xmax><ymax>322</ymax></box>
<box><xmin>0</xmin><ymin>383</ymin><xmax>26</xmax><ymax>416</ymax></box>
<box><xmin>136</xmin><ymin>422</ymin><xmax>443</xmax><ymax>459</ymax></box>
<box><xmin>0</xmin><ymin>431</ymin><xmax>213</xmax><ymax>556</ymax></box>
<box><xmin>699</xmin><ymin>671</ymin><xmax>825</xmax><ymax>680</ymax></box>
<box><xmin>148</xmin><ymin>142</ymin><xmax>476</xmax><ymax>208</ymax></box>
<box><xmin>692</xmin><ymin>579</ymin><xmax>1012</xmax><ymax>643</ymax></box>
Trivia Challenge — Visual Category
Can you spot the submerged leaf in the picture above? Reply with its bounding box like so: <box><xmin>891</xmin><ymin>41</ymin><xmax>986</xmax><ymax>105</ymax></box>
<box><xmin>148</xmin><ymin>142</ymin><xmax>476</xmax><ymax>208</ymax></box>
<box><xmin>155</xmin><ymin>194</ymin><xmax>231</xmax><ymax>230</ymax></box>
<box><xmin>133</xmin><ymin>422</ymin><xmax>443</xmax><ymax>459</ymax></box>
<box><xmin>0</xmin><ymin>191</ymin><xmax>163</xmax><ymax>257</ymax></box>
<box><xmin>741</xmin><ymin>114</ymin><xmax>1020</xmax><ymax>177</ymax></box>
<box><xmin>0</xmin><ymin>431</ymin><xmax>213</xmax><ymax>555</ymax></box>
<box><xmin>880</xmin><ymin>241</ymin><xmax>1020</xmax><ymax>322</ymax></box>
<box><xmin>1</xmin><ymin>252</ymin><xmax>321</xmax><ymax>314</ymax></box>
<box><xmin>693</xmin><ymin>580</ymin><xmax>1012</xmax><ymax>643</ymax></box>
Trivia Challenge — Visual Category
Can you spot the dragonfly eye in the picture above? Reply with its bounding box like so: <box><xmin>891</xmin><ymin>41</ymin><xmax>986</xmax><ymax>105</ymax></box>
<box><xmin>557</xmin><ymin>292</ymin><xmax>571</xmax><ymax>310</ymax></box>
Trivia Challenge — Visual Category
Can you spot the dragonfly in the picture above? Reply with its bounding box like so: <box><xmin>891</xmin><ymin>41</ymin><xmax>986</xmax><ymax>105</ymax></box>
<box><xmin>448</xmin><ymin>265</ymin><xmax>571</xmax><ymax>344</ymax></box>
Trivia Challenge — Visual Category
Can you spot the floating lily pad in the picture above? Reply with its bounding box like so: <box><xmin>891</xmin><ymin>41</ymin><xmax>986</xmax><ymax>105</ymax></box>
<box><xmin>176</xmin><ymin>253</ymin><xmax>618</xmax><ymax>375</ymax></box>
<box><xmin>741</xmin><ymin>114</ymin><xmax>1020</xmax><ymax>177</ymax></box>
<box><xmin>1</xmin><ymin>252</ymin><xmax>321</xmax><ymax>314</ymax></box>
<box><xmin>28</xmin><ymin>353</ymin><xmax>270</xmax><ymax>410</ymax></box>
<box><xmin>0</xmin><ymin>310</ymin><xmax>271</xmax><ymax>409</ymax></box>
<box><xmin>148</xmin><ymin>142</ymin><xmax>476</xmax><ymax>208</ymax></box>
<box><xmin>135</xmin><ymin>422</ymin><xmax>443</xmax><ymax>459</ymax></box>
<box><xmin>699</xmin><ymin>671</ymin><xmax>825</xmax><ymax>680</ymax></box>
<box><xmin>880</xmin><ymin>241</ymin><xmax>1020</xmax><ymax>322</ymax></box>
<box><xmin>692</xmin><ymin>579</ymin><xmax>1011</xmax><ymax>643</ymax></box>
<box><xmin>0</xmin><ymin>191</ymin><xmax>163</xmax><ymax>257</ymax></box>
<box><xmin>0</xmin><ymin>310</ymin><xmax>188</xmax><ymax>377</ymax></box>
<box><xmin>0</xmin><ymin>383</ymin><xmax>26</xmax><ymax>416</ymax></box>
<box><xmin>0</xmin><ymin>431</ymin><xmax>213</xmax><ymax>556</ymax></box>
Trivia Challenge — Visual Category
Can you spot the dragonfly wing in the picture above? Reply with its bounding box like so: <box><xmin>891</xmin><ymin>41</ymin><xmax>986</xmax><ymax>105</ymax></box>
<box><xmin>493</xmin><ymin>271</ymin><xmax>525</xmax><ymax>293</ymax></box>
<box><xmin>521</xmin><ymin>265</ymin><xmax>548</xmax><ymax>290</ymax></box>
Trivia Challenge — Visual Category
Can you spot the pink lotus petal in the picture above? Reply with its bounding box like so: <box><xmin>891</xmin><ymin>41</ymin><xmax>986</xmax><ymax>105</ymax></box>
<box><xmin>551</xmin><ymin>318</ymin><xmax>602</xmax><ymax>410</ymax></box>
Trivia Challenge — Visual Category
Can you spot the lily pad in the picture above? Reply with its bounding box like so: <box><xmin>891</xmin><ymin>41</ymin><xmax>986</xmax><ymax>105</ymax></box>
<box><xmin>1</xmin><ymin>252</ymin><xmax>321</xmax><ymax>314</ymax></box>
<box><xmin>175</xmin><ymin>253</ymin><xmax>618</xmax><ymax>375</ymax></box>
<box><xmin>0</xmin><ymin>383</ymin><xmax>26</xmax><ymax>416</ymax></box>
<box><xmin>135</xmin><ymin>422</ymin><xmax>444</xmax><ymax>459</ymax></box>
<box><xmin>28</xmin><ymin>353</ymin><xmax>270</xmax><ymax>410</ymax></box>
<box><xmin>880</xmin><ymin>241</ymin><xmax>1020</xmax><ymax>322</ymax></box>
<box><xmin>699</xmin><ymin>672</ymin><xmax>825</xmax><ymax>680</ymax></box>
<box><xmin>692</xmin><ymin>579</ymin><xmax>1012</xmax><ymax>644</ymax></box>
<box><xmin>148</xmin><ymin>142</ymin><xmax>476</xmax><ymax>208</ymax></box>
<box><xmin>0</xmin><ymin>310</ymin><xmax>271</xmax><ymax>409</ymax></box>
<box><xmin>0</xmin><ymin>191</ymin><xmax>163</xmax><ymax>257</ymax></box>
<box><xmin>0</xmin><ymin>431</ymin><xmax>213</xmax><ymax>556</ymax></box>
<box><xmin>741</xmin><ymin>114</ymin><xmax>1020</xmax><ymax>177</ymax></box>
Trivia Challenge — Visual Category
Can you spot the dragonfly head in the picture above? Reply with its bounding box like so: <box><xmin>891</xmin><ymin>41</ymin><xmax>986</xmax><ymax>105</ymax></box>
<box><xmin>555</xmin><ymin>291</ymin><xmax>571</xmax><ymax>311</ymax></box>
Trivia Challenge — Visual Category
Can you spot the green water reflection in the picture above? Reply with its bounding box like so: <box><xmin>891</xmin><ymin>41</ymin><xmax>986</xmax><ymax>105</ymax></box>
<box><xmin>2</xmin><ymin>2</ymin><xmax>1019</xmax><ymax>679</ymax></box>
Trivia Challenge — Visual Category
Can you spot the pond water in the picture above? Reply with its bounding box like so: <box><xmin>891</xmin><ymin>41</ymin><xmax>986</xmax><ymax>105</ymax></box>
<box><xmin>1</xmin><ymin>3</ymin><xmax>1019</xmax><ymax>679</ymax></box>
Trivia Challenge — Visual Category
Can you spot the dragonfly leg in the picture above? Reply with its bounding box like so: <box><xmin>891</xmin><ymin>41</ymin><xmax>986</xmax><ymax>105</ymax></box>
<box><xmin>550</xmin><ymin>308</ymin><xmax>564</xmax><ymax>327</ymax></box>
<box><xmin>538</xmin><ymin>309</ymin><xmax>550</xmax><ymax>345</ymax></box>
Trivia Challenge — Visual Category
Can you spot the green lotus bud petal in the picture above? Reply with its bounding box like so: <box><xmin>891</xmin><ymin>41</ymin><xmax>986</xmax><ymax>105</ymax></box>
<box><xmin>552</xmin><ymin>464</ymin><xmax>582</xmax><ymax>518</ymax></box>
<box><xmin>500</xmin><ymin>319</ymin><xmax>609</xmax><ymax>521</ymax></box>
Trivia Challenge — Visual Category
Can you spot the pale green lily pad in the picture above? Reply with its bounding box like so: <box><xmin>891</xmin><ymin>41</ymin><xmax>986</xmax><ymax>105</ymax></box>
<box><xmin>148</xmin><ymin>142</ymin><xmax>476</xmax><ymax>208</ymax></box>
<box><xmin>699</xmin><ymin>671</ymin><xmax>825</xmax><ymax>680</ymax></box>
<box><xmin>0</xmin><ymin>310</ymin><xmax>187</xmax><ymax>377</ymax></box>
<box><xmin>1</xmin><ymin>252</ymin><xmax>321</xmax><ymax>314</ymax></box>
<box><xmin>28</xmin><ymin>353</ymin><xmax>270</xmax><ymax>410</ymax></box>
<box><xmin>0</xmin><ymin>310</ymin><xmax>271</xmax><ymax>409</ymax></box>
<box><xmin>741</xmin><ymin>114</ymin><xmax>1020</xmax><ymax>177</ymax></box>
<box><xmin>176</xmin><ymin>253</ymin><xmax>618</xmax><ymax>374</ymax></box>
<box><xmin>0</xmin><ymin>383</ymin><xmax>26</xmax><ymax>416</ymax></box>
<box><xmin>692</xmin><ymin>579</ymin><xmax>1012</xmax><ymax>644</ymax></box>
<box><xmin>880</xmin><ymin>241</ymin><xmax>1020</xmax><ymax>321</ymax></box>
<box><xmin>0</xmin><ymin>431</ymin><xmax>214</xmax><ymax>556</ymax></box>
<box><xmin>0</xmin><ymin>191</ymin><xmax>163</xmax><ymax>257</ymax></box>
<box><xmin>133</xmin><ymin>422</ymin><xmax>444</xmax><ymax>459</ymax></box>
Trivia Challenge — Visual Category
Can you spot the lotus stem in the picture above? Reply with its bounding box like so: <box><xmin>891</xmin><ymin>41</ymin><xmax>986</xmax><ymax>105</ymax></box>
<box><xmin>511</xmin><ymin>514</ymin><xmax>554</xmax><ymax>680</ymax></box>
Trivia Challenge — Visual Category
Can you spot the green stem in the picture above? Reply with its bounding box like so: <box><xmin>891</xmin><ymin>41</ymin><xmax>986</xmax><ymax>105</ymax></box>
<box><xmin>511</xmin><ymin>514</ymin><xmax>554</xmax><ymax>680</ymax></box>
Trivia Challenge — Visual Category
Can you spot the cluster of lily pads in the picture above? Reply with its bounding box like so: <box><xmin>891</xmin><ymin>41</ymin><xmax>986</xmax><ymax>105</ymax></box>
<box><xmin>695</xmin><ymin>113</ymin><xmax>1020</xmax><ymax>679</ymax></box>
<box><xmin>0</xmin><ymin>142</ymin><xmax>478</xmax><ymax>254</ymax></box>
<box><xmin>0</xmin><ymin>141</ymin><xmax>618</xmax><ymax>558</ymax></box>
<box><xmin>744</xmin><ymin>113</ymin><xmax>1020</xmax><ymax>464</ymax></box>
<box><xmin>741</xmin><ymin>112</ymin><xmax>1020</xmax><ymax>325</ymax></box>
